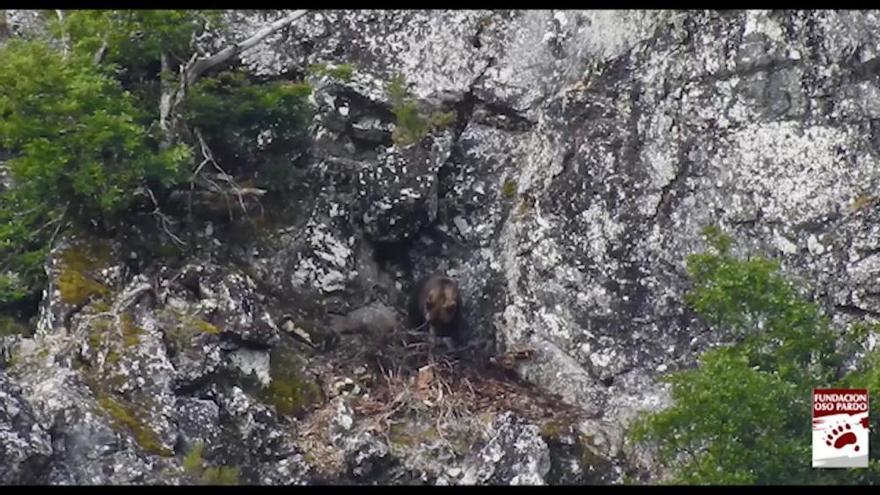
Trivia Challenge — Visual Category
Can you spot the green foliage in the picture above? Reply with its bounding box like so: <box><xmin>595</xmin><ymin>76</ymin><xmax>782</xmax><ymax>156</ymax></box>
<box><xmin>201</xmin><ymin>466</ymin><xmax>240</xmax><ymax>485</ymax></box>
<box><xmin>182</xmin><ymin>441</ymin><xmax>240</xmax><ymax>485</ymax></box>
<box><xmin>308</xmin><ymin>62</ymin><xmax>355</xmax><ymax>82</ymax></box>
<box><xmin>0</xmin><ymin>10</ymin><xmax>316</xmax><ymax>306</ymax></box>
<box><xmin>98</xmin><ymin>393</ymin><xmax>172</xmax><ymax>457</ymax></box>
<box><xmin>0</xmin><ymin>315</ymin><xmax>29</xmax><ymax>337</ymax></box>
<box><xmin>387</xmin><ymin>74</ymin><xmax>456</xmax><ymax>147</ymax></box>
<box><xmin>430</xmin><ymin>110</ymin><xmax>456</xmax><ymax>128</ymax></box>
<box><xmin>185</xmin><ymin>70</ymin><xmax>312</xmax><ymax>161</ymax></box>
<box><xmin>500</xmin><ymin>179</ymin><xmax>518</xmax><ymax>199</ymax></box>
<box><xmin>630</xmin><ymin>225</ymin><xmax>852</xmax><ymax>484</ymax></box>
<box><xmin>0</xmin><ymin>273</ymin><xmax>30</xmax><ymax>305</ymax></box>
<box><xmin>183</xmin><ymin>442</ymin><xmax>205</xmax><ymax>474</ymax></box>
<box><xmin>54</xmin><ymin>10</ymin><xmax>220</xmax><ymax>60</ymax></box>
<box><xmin>684</xmin><ymin>226</ymin><xmax>840</xmax><ymax>385</ymax></box>
<box><xmin>0</xmin><ymin>39</ymin><xmax>189</xmax><ymax>304</ymax></box>
<box><xmin>0</xmin><ymin>41</ymin><xmax>190</xmax><ymax>212</ymax></box>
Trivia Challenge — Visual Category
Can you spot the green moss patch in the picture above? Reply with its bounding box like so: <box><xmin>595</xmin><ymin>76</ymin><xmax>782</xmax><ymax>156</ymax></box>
<box><xmin>387</xmin><ymin>74</ymin><xmax>458</xmax><ymax>147</ymax></box>
<box><xmin>121</xmin><ymin>313</ymin><xmax>144</xmax><ymax>348</ymax></box>
<box><xmin>160</xmin><ymin>309</ymin><xmax>223</xmax><ymax>354</ymax></box>
<box><xmin>57</xmin><ymin>243</ymin><xmax>112</xmax><ymax>305</ymax></box>
<box><xmin>182</xmin><ymin>441</ymin><xmax>240</xmax><ymax>485</ymax></box>
<box><xmin>0</xmin><ymin>315</ymin><xmax>30</xmax><ymax>337</ymax></box>
<box><xmin>192</xmin><ymin>319</ymin><xmax>220</xmax><ymax>335</ymax></box>
<box><xmin>501</xmin><ymin>179</ymin><xmax>518</xmax><ymax>199</ymax></box>
<box><xmin>260</xmin><ymin>346</ymin><xmax>323</xmax><ymax>417</ymax></box>
<box><xmin>97</xmin><ymin>393</ymin><xmax>172</xmax><ymax>457</ymax></box>
<box><xmin>308</xmin><ymin>62</ymin><xmax>355</xmax><ymax>82</ymax></box>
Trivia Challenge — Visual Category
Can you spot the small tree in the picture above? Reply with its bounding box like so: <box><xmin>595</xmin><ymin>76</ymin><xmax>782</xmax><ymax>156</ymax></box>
<box><xmin>0</xmin><ymin>10</ymin><xmax>315</xmax><ymax>307</ymax></box>
<box><xmin>630</xmin><ymin>226</ymin><xmax>871</xmax><ymax>484</ymax></box>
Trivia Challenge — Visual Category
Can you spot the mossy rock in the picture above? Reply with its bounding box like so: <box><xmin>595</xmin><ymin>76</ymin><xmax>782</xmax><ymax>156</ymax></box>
<box><xmin>0</xmin><ymin>315</ymin><xmax>30</xmax><ymax>337</ymax></box>
<box><xmin>192</xmin><ymin>319</ymin><xmax>220</xmax><ymax>335</ymax></box>
<box><xmin>516</xmin><ymin>194</ymin><xmax>535</xmax><ymax>218</ymax></box>
<box><xmin>260</xmin><ymin>344</ymin><xmax>323</xmax><ymax>417</ymax></box>
<box><xmin>159</xmin><ymin>308</ymin><xmax>223</xmax><ymax>354</ymax></box>
<box><xmin>85</xmin><ymin>312</ymin><xmax>142</xmax><ymax>367</ymax></box>
<box><xmin>57</xmin><ymin>242</ymin><xmax>112</xmax><ymax>305</ymax></box>
<box><xmin>121</xmin><ymin>313</ymin><xmax>145</xmax><ymax>348</ymax></box>
<box><xmin>501</xmin><ymin>179</ymin><xmax>518</xmax><ymax>200</ymax></box>
<box><xmin>262</xmin><ymin>370</ymin><xmax>323</xmax><ymax>417</ymax></box>
<box><xmin>539</xmin><ymin>418</ymin><xmax>575</xmax><ymax>443</ymax></box>
<box><xmin>388</xmin><ymin>422</ymin><xmax>440</xmax><ymax>449</ymax></box>
<box><xmin>182</xmin><ymin>441</ymin><xmax>240</xmax><ymax>485</ymax></box>
<box><xmin>97</xmin><ymin>393</ymin><xmax>172</xmax><ymax>457</ymax></box>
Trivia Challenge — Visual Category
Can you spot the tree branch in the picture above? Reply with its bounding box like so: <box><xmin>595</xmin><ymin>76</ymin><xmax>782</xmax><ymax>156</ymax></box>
<box><xmin>93</xmin><ymin>40</ymin><xmax>108</xmax><ymax>65</ymax></box>
<box><xmin>158</xmin><ymin>10</ymin><xmax>312</xmax><ymax>151</ymax></box>
<box><xmin>55</xmin><ymin>10</ymin><xmax>69</xmax><ymax>59</ymax></box>
<box><xmin>184</xmin><ymin>9</ymin><xmax>309</xmax><ymax>86</ymax></box>
<box><xmin>0</xmin><ymin>10</ymin><xmax>10</xmax><ymax>43</ymax></box>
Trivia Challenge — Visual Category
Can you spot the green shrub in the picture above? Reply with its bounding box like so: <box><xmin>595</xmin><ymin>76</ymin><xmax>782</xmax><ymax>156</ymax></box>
<box><xmin>308</xmin><ymin>62</ymin><xmax>355</xmax><ymax>82</ymax></box>
<box><xmin>500</xmin><ymin>179</ymin><xmax>518</xmax><ymax>199</ymax></box>
<box><xmin>0</xmin><ymin>315</ymin><xmax>29</xmax><ymax>337</ymax></box>
<box><xmin>630</xmin><ymin>226</ymin><xmax>864</xmax><ymax>484</ymax></box>
<box><xmin>0</xmin><ymin>39</ymin><xmax>190</xmax><ymax>304</ymax></box>
<box><xmin>387</xmin><ymin>74</ymin><xmax>456</xmax><ymax>147</ymax></box>
<box><xmin>185</xmin><ymin>70</ymin><xmax>312</xmax><ymax>163</ymax></box>
<box><xmin>0</xmin><ymin>10</ymin><xmax>315</xmax><ymax>306</ymax></box>
<box><xmin>182</xmin><ymin>441</ymin><xmax>240</xmax><ymax>485</ymax></box>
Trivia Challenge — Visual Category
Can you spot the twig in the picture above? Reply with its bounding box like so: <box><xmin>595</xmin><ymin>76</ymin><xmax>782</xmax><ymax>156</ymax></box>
<box><xmin>93</xmin><ymin>39</ymin><xmax>108</xmax><ymax>65</ymax></box>
<box><xmin>145</xmin><ymin>187</ymin><xmax>186</xmax><ymax>247</ymax></box>
<box><xmin>55</xmin><ymin>10</ymin><xmax>69</xmax><ymax>60</ymax></box>
<box><xmin>47</xmin><ymin>203</ymin><xmax>70</xmax><ymax>248</ymax></box>
<box><xmin>159</xmin><ymin>10</ymin><xmax>312</xmax><ymax>149</ymax></box>
<box><xmin>192</xmin><ymin>127</ymin><xmax>256</xmax><ymax>221</ymax></box>
<box><xmin>184</xmin><ymin>10</ymin><xmax>310</xmax><ymax>87</ymax></box>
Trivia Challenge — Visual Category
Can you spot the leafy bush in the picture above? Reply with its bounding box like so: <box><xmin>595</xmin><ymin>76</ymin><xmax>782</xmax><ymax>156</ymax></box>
<box><xmin>630</xmin><ymin>226</ymin><xmax>868</xmax><ymax>484</ymax></box>
<box><xmin>185</xmin><ymin>70</ymin><xmax>312</xmax><ymax>161</ymax></box>
<box><xmin>308</xmin><ymin>62</ymin><xmax>355</xmax><ymax>82</ymax></box>
<box><xmin>0</xmin><ymin>10</ymin><xmax>316</xmax><ymax>305</ymax></box>
<box><xmin>0</xmin><ymin>39</ymin><xmax>190</xmax><ymax>303</ymax></box>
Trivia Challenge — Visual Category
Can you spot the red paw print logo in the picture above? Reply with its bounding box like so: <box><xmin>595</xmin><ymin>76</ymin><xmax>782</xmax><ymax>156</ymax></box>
<box><xmin>825</xmin><ymin>423</ymin><xmax>859</xmax><ymax>451</ymax></box>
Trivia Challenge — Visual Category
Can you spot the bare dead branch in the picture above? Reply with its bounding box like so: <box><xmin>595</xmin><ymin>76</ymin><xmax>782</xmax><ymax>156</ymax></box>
<box><xmin>0</xmin><ymin>10</ymin><xmax>10</xmax><ymax>42</ymax></box>
<box><xmin>55</xmin><ymin>10</ymin><xmax>69</xmax><ymax>59</ymax></box>
<box><xmin>145</xmin><ymin>187</ymin><xmax>186</xmax><ymax>247</ymax></box>
<box><xmin>47</xmin><ymin>203</ymin><xmax>70</xmax><ymax>248</ymax></box>
<box><xmin>192</xmin><ymin>127</ymin><xmax>235</xmax><ymax>219</ymax></box>
<box><xmin>184</xmin><ymin>9</ymin><xmax>309</xmax><ymax>86</ymax></box>
<box><xmin>158</xmin><ymin>52</ymin><xmax>175</xmax><ymax>149</ymax></box>
<box><xmin>93</xmin><ymin>40</ymin><xmax>108</xmax><ymax>65</ymax></box>
<box><xmin>159</xmin><ymin>10</ymin><xmax>312</xmax><ymax>150</ymax></box>
<box><xmin>190</xmin><ymin>127</ymin><xmax>265</xmax><ymax>220</ymax></box>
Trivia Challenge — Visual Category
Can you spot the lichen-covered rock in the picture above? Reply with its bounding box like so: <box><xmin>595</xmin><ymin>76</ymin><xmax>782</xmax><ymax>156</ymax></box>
<box><xmin>184</xmin><ymin>264</ymin><xmax>280</xmax><ymax>347</ymax></box>
<box><xmin>0</xmin><ymin>372</ymin><xmax>52</xmax><ymax>484</ymax></box>
<box><xmin>175</xmin><ymin>398</ymin><xmax>222</xmax><ymax>450</ymax></box>
<box><xmin>358</xmin><ymin>135</ymin><xmax>453</xmax><ymax>244</ymax></box>
<box><xmin>459</xmin><ymin>412</ymin><xmax>550</xmax><ymax>485</ymax></box>
<box><xmin>344</xmin><ymin>431</ymin><xmax>392</xmax><ymax>481</ymax></box>
<box><xmin>254</xmin><ymin>454</ymin><xmax>311</xmax><ymax>485</ymax></box>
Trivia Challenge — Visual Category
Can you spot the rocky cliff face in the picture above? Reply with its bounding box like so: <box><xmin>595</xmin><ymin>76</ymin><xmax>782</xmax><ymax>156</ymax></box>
<box><xmin>3</xmin><ymin>9</ymin><xmax>880</xmax><ymax>485</ymax></box>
